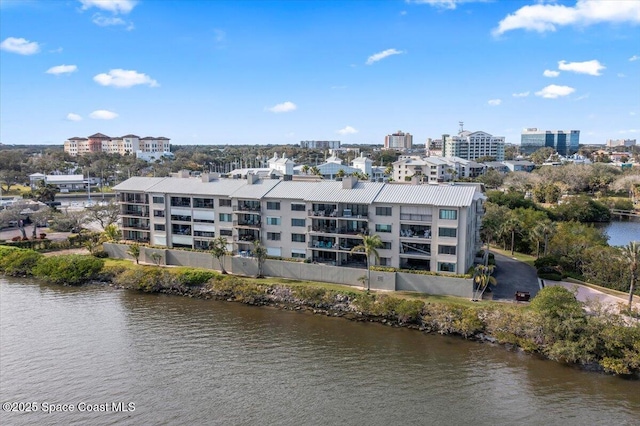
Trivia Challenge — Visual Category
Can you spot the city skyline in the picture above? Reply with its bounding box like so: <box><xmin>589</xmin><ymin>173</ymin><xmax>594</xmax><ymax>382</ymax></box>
<box><xmin>0</xmin><ymin>0</ymin><xmax>638</xmax><ymax>146</ymax></box>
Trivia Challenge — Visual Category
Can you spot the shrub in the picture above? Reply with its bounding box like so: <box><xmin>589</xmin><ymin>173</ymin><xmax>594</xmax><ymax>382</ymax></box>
<box><xmin>0</xmin><ymin>249</ymin><xmax>43</xmax><ymax>276</ymax></box>
<box><xmin>92</xmin><ymin>250</ymin><xmax>109</xmax><ymax>258</ymax></box>
<box><xmin>175</xmin><ymin>269</ymin><xmax>217</xmax><ymax>287</ymax></box>
<box><xmin>33</xmin><ymin>255</ymin><xmax>104</xmax><ymax>286</ymax></box>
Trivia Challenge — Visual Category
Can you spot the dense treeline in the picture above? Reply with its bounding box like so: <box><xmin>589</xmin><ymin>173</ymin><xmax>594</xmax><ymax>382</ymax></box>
<box><xmin>1</xmin><ymin>247</ymin><xmax>639</xmax><ymax>376</ymax></box>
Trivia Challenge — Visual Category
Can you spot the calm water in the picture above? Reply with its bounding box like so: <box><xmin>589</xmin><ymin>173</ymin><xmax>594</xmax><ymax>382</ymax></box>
<box><xmin>1</xmin><ymin>278</ymin><xmax>639</xmax><ymax>426</ymax></box>
<box><xmin>601</xmin><ymin>219</ymin><xmax>640</xmax><ymax>246</ymax></box>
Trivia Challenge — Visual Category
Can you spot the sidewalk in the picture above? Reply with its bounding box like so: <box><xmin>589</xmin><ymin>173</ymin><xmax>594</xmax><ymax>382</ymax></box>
<box><xmin>546</xmin><ymin>280</ymin><xmax>639</xmax><ymax>311</ymax></box>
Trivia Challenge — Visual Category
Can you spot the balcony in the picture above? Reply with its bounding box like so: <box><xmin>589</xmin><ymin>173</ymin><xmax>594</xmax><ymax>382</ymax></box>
<box><xmin>233</xmin><ymin>203</ymin><xmax>261</xmax><ymax>213</ymax></box>
<box><xmin>400</xmin><ymin>214</ymin><xmax>432</xmax><ymax>222</ymax></box>
<box><xmin>122</xmin><ymin>209</ymin><xmax>148</xmax><ymax>217</ymax></box>
<box><xmin>235</xmin><ymin>234</ymin><xmax>258</xmax><ymax>242</ymax></box>
<box><xmin>309</xmin><ymin>239</ymin><xmax>337</xmax><ymax>250</ymax></box>
<box><xmin>120</xmin><ymin>195</ymin><xmax>148</xmax><ymax>204</ymax></box>
<box><xmin>122</xmin><ymin>221</ymin><xmax>150</xmax><ymax>230</ymax></box>
<box><xmin>399</xmin><ymin>242</ymin><xmax>431</xmax><ymax>257</ymax></box>
<box><xmin>233</xmin><ymin>219</ymin><xmax>261</xmax><ymax>229</ymax></box>
<box><xmin>399</xmin><ymin>226</ymin><xmax>432</xmax><ymax>239</ymax></box>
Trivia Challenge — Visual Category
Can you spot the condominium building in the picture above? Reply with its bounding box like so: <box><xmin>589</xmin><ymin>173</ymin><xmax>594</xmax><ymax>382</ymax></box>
<box><xmin>520</xmin><ymin>128</ymin><xmax>579</xmax><ymax>156</ymax></box>
<box><xmin>64</xmin><ymin>133</ymin><xmax>171</xmax><ymax>157</ymax></box>
<box><xmin>606</xmin><ymin>139</ymin><xmax>636</xmax><ymax>148</ymax></box>
<box><xmin>443</xmin><ymin>131</ymin><xmax>505</xmax><ymax>161</ymax></box>
<box><xmin>114</xmin><ymin>174</ymin><xmax>485</xmax><ymax>275</ymax></box>
<box><xmin>384</xmin><ymin>131</ymin><xmax>413</xmax><ymax>151</ymax></box>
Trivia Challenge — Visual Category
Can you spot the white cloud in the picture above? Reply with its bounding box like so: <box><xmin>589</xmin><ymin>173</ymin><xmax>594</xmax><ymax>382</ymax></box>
<box><xmin>79</xmin><ymin>0</ymin><xmax>137</xmax><ymax>14</ymax></box>
<box><xmin>630</xmin><ymin>55</ymin><xmax>640</xmax><ymax>62</ymax></box>
<box><xmin>266</xmin><ymin>101</ymin><xmax>297</xmax><ymax>113</ymax></box>
<box><xmin>493</xmin><ymin>0</ymin><xmax>640</xmax><ymax>36</ymax></box>
<box><xmin>407</xmin><ymin>0</ymin><xmax>483</xmax><ymax>10</ymax></box>
<box><xmin>558</xmin><ymin>59</ymin><xmax>605</xmax><ymax>76</ymax></box>
<box><xmin>617</xmin><ymin>73</ymin><xmax>625</xmax><ymax>78</ymax></box>
<box><xmin>574</xmin><ymin>93</ymin><xmax>590</xmax><ymax>101</ymax></box>
<box><xmin>49</xmin><ymin>47</ymin><xmax>63</xmax><ymax>53</ymax></box>
<box><xmin>92</xmin><ymin>14</ymin><xmax>127</xmax><ymax>27</ymax></box>
<box><xmin>66</xmin><ymin>113</ymin><xmax>82</xmax><ymax>121</ymax></box>
<box><xmin>618</xmin><ymin>129</ymin><xmax>639</xmax><ymax>134</ymax></box>
<box><xmin>512</xmin><ymin>91</ymin><xmax>530</xmax><ymax>98</ymax></box>
<box><xmin>337</xmin><ymin>126</ymin><xmax>358</xmax><ymax>135</ymax></box>
<box><xmin>366</xmin><ymin>48</ymin><xmax>404</xmax><ymax>65</ymax></box>
<box><xmin>535</xmin><ymin>84</ymin><xmax>576</xmax><ymax>99</ymax></box>
<box><xmin>543</xmin><ymin>69</ymin><xmax>560</xmax><ymax>77</ymax></box>
<box><xmin>0</xmin><ymin>37</ymin><xmax>40</xmax><ymax>55</ymax></box>
<box><xmin>487</xmin><ymin>99</ymin><xmax>502</xmax><ymax>106</ymax></box>
<box><xmin>89</xmin><ymin>110</ymin><xmax>118</xmax><ymax>120</ymax></box>
<box><xmin>213</xmin><ymin>29</ymin><xmax>226</xmax><ymax>43</ymax></box>
<box><xmin>93</xmin><ymin>69</ymin><xmax>158</xmax><ymax>88</ymax></box>
<box><xmin>46</xmin><ymin>64</ymin><xmax>78</xmax><ymax>75</ymax></box>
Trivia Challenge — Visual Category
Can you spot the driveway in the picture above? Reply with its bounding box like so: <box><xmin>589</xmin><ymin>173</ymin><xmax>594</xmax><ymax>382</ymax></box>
<box><xmin>546</xmin><ymin>281</ymin><xmax>639</xmax><ymax>312</ymax></box>
<box><xmin>490</xmin><ymin>252</ymin><xmax>540</xmax><ymax>301</ymax></box>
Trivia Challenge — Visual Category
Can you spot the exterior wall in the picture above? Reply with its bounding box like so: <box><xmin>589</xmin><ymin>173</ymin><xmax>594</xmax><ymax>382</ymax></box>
<box><xmin>521</xmin><ymin>129</ymin><xmax>580</xmax><ymax>155</ymax></box>
<box><xmin>103</xmin><ymin>243</ymin><xmax>472</xmax><ymax>296</ymax></box>
<box><xmin>63</xmin><ymin>135</ymin><xmax>170</xmax><ymax>156</ymax></box>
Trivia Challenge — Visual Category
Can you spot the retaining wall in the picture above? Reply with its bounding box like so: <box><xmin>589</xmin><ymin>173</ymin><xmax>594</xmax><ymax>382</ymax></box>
<box><xmin>103</xmin><ymin>243</ymin><xmax>470</xmax><ymax>297</ymax></box>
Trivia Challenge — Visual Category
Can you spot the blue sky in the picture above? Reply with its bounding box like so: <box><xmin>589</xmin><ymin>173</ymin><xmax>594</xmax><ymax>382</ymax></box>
<box><xmin>1</xmin><ymin>0</ymin><xmax>638</xmax><ymax>146</ymax></box>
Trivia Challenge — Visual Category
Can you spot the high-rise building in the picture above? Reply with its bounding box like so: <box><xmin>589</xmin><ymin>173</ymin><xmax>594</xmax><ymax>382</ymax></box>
<box><xmin>442</xmin><ymin>131</ymin><xmax>505</xmax><ymax>161</ymax></box>
<box><xmin>384</xmin><ymin>131</ymin><xmax>413</xmax><ymax>151</ymax></box>
<box><xmin>520</xmin><ymin>128</ymin><xmax>580</xmax><ymax>156</ymax></box>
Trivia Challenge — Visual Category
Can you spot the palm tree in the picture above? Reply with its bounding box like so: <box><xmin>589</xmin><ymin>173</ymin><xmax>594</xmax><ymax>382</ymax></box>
<box><xmin>350</xmin><ymin>234</ymin><xmax>383</xmax><ymax>291</ymax></box>
<box><xmin>210</xmin><ymin>236</ymin><xmax>229</xmax><ymax>274</ymax></box>
<box><xmin>127</xmin><ymin>243</ymin><xmax>141</xmax><ymax>264</ymax></box>
<box><xmin>102</xmin><ymin>223</ymin><xmax>121</xmax><ymax>242</ymax></box>
<box><xmin>531</xmin><ymin>222</ymin><xmax>547</xmax><ymax>258</ymax></box>
<box><xmin>620</xmin><ymin>241</ymin><xmax>639</xmax><ymax>309</ymax></box>
<box><xmin>253</xmin><ymin>240</ymin><xmax>268</xmax><ymax>278</ymax></box>
<box><xmin>310</xmin><ymin>166</ymin><xmax>321</xmax><ymax>177</ymax></box>
<box><xmin>335</xmin><ymin>169</ymin><xmax>346</xmax><ymax>180</ymax></box>
<box><xmin>472</xmin><ymin>264</ymin><xmax>497</xmax><ymax>301</ymax></box>
<box><xmin>540</xmin><ymin>221</ymin><xmax>556</xmax><ymax>257</ymax></box>
<box><xmin>301</xmin><ymin>165</ymin><xmax>310</xmax><ymax>175</ymax></box>
<box><xmin>384</xmin><ymin>165</ymin><xmax>394</xmax><ymax>176</ymax></box>
<box><xmin>500</xmin><ymin>217</ymin><xmax>521</xmax><ymax>255</ymax></box>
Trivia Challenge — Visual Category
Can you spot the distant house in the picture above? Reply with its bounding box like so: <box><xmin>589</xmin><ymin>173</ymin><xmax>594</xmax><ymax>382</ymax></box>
<box><xmin>29</xmin><ymin>173</ymin><xmax>97</xmax><ymax>192</ymax></box>
<box><xmin>503</xmin><ymin>160</ymin><xmax>535</xmax><ymax>173</ymax></box>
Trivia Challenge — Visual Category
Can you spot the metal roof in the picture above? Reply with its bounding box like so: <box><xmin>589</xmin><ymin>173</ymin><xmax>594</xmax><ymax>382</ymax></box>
<box><xmin>229</xmin><ymin>179</ymin><xmax>281</xmax><ymax>199</ymax></box>
<box><xmin>373</xmin><ymin>184</ymin><xmax>477</xmax><ymax>207</ymax></box>
<box><xmin>306</xmin><ymin>181</ymin><xmax>385</xmax><ymax>204</ymax></box>
<box><xmin>263</xmin><ymin>181</ymin><xmax>321</xmax><ymax>200</ymax></box>
<box><xmin>112</xmin><ymin>177</ymin><xmax>168</xmax><ymax>192</ymax></box>
<box><xmin>148</xmin><ymin>177</ymin><xmax>247</xmax><ymax>196</ymax></box>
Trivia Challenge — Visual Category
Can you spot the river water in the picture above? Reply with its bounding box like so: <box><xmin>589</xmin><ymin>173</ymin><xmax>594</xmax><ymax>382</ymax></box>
<box><xmin>1</xmin><ymin>278</ymin><xmax>638</xmax><ymax>426</ymax></box>
<box><xmin>601</xmin><ymin>219</ymin><xmax>639</xmax><ymax>247</ymax></box>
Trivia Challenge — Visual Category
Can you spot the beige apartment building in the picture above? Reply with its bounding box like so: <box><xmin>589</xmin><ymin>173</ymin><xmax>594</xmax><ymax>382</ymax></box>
<box><xmin>64</xmin><ymin>133</ymin><xmax>171</xmax><ymax>157</ymax></box>
<box><xmin>113</xmin><ymin>174</ymin><xmax>485</xmax><ymax>275</ymax></box>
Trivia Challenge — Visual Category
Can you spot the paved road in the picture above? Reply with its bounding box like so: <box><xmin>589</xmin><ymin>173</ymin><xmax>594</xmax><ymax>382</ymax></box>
<box><xmin>547</xmin><ymin>281</ymin><xmax>639</xmax><ymax>312</ymax></box>
<box><xmin>490</xmin><ymin>252</ymin><xmax>540</xmax><ymax>301</ymax></box>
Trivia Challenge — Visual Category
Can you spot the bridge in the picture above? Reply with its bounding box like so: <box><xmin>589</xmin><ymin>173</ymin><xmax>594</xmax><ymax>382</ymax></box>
<box><xmin>610</xmin><ymin>209</ymin><xmax>640</xmax><ymax>219</ymax></box>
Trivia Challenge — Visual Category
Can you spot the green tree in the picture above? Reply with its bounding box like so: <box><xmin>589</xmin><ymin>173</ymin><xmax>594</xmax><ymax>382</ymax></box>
<box><xmin>210</xmin><ymin>236</ymin><xmax>229</xmax><ymax>274</ymax></box>
<box><xmin>86</xmin><ymin>202</ymin><xmax>120</xmax><ymax>230</ymax></box>
<box><xmin>27</xmin><ymin>180</ymin><xmax>59</xmax><ymax>204</ymax></box>
<box><xmin>620</xmin><ymin>241</ymin><xmax>639</xmax><ymax>310</ymax></box>
<box><xmin>350</xmin><ymin>234</ymin><xmax>383</xmax><ymax>291</ymax></box>
<box><xmin>253</xmin><ymin>240</ymin><xmax>268</xmax><ymax>278</ymax></box>
<box><xmin>472</xmin><ymin>264</ymin><xmax>497</xmax><ymax>301</ymax></box>
<box><xmin>335</xmin><ymin>169</ymin><xmax>346</xmax><ymax>179</ymax></box>
<box><xmin>384</xmin><ymin>165</ymin><xmax>394</xmax><ymax>176</ymax></box>
<box><xmin>301</xmin><ymin>165</ymin><xmax>310</xmax><ymax>175</ymax></box>
<box><xmin>500</xmin><ymin>217</ymin><xmax>521</xmax><ymax>255</ymax></box>
<box><xmin>102</xmin><ymin>223</ymin><xmax>121</xmax><ymax>242</ymax></box>
<box><xmin>310</xmin><ymin>166</ymin><xmax>321</xmax><ymax>177</ymax></box>
<box><xmin>127</xmin><ymin>244</ymin><xmax>141</xmax><ymax>264</ymax></box>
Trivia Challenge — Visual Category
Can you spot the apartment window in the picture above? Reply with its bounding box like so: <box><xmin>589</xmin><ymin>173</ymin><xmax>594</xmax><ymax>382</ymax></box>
<box><xmin>219</xmin><ymin>213</ymin><xmax>232</xmax><ymax>222</ymax></box>
<box><xmin>152</xmin><ymin>196</ymin><xmax>164</xmax><ymax>204</ymax></box>
<box><xmin>291</xmin><ymin>233</ymin><xmax>306</xmax><ymax>243</ymax></box>
<box><xmin>438</xmin><ymin>262</ymin><xmax>456</xmax><ymax>273</ymax></box>
<box><xmin>438</xmin><ymin>228</ymin><xmax>457</xmax><ymax>238</ymax></box>
<box><xmin>375</xmin><ymin>224</ymin><xmax>392</xmax><ymax>233</ymax></box>
<box><xmin>291</xmin><ymin>203</ymin><xmax>306</xmax><ymax>211</ymax></box>
<box><xmin>376</xmin><ymin>206</ymin><xmax>392</xmax><ymax>216</ymax></box>
<box><xmin>171</xmin><ymin>214</ymin><xmax>191</xmax><ymax>222</ymax></box>
<box><xmin>154</xmin><ymin>224</ymin><xmax>166</xmax><ymax>231</ymax></box>
<box><xmin>267</xmin><ymin>201</ymin><xmax>280</xmax><ymax>210</ymax></box>
<box><xmin>194</xmin><ymin>230</ymin><xmax>215</xmax><ymax>238</ymax></box>
<box><xmin>219</xmin><ymin>198</ymin><xmax>232</xmax><ymax>207</ymax></box>
<box><xmin>267</xmin><ymin>232</ymin><xmax>281</xmax><ymax>241</ymax></box>
<box><xmin>219</xmin><ymin>229</ymin><xmax>232</xmax><ymax>236</ymax></box>
<box><xmin>193</xmin><ymin>198</ymin><xmax>214</xmax><ymax>209</ymax></box>
<box><xmin>439</xmin><ymin>209</ymin><xmax>457</xmax><ymax>220</ymax></box>
<box><xmin>291</xmin><ymin>218</ymin><xmax>305</xmax><ymax>227</ymax></box>
<box><xmin>438</xmin><ymin>245</ymin><xmax>457</xmax><ymax>255</ymax></box>
<box><xmin>382</xmin><ymin>241</ymin><xmax>392</xmax><ymax>250</ymax></box>
<box><xmin>153</xmin><ymin>210</ymin><xmax>165</xmax><ymax>218</ymax></box>
<box><xmin>291</xmin><ymin>252</ymin><xmax>306</xmax><ymax>259</ymax></box>
<box><xmin>171</xmin><ymin>197</ymin><xmax>191</xmax><ymax>207</ymax></box>
<box><xmin>266</xmin><ymin>217</ymin><xmax>281</xmax><ymax>226</ymax></box>
<box><xmin>379</xmin><ymin>257</ymin><xmax>391</xmax><ymax>266</ymax></box>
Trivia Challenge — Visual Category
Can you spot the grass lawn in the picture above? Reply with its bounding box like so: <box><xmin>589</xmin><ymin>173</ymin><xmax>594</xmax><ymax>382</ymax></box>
<box><xmin>3</xmin><ymin>184</ymin><xmax>31</xmax><ymax>196</ymax></box>
<box><xmin>489</xmin><ymin>247</ymin><xmax>537</xmax><ymax>267</ymax></box>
